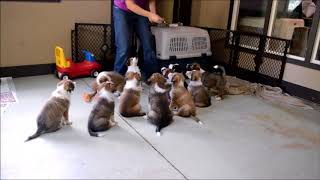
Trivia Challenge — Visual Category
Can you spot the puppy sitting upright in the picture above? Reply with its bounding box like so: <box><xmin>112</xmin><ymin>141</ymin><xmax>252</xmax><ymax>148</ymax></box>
<box><xmin>25</xmin><ymin>79</ymin><xmax>75</xmax><ymax>142</ymax></box>
<box><xmin>169</xmin><ymin>73</ymin><xmax>202</xmax><ymax>124</ymax></box>
<box><xmin>186</xmin><ymin>70</ymin><xmax>211</xmax><ymax>107</ymax></box>
<box><xmin>119</xmin><ymin>72</ymin><xmax>145</xmax><ymax>117</ymax></box>
<box><xmin>83</xmin><ymin>71</ymin><xmax>125</xmax><ymax>102</ymax></box>
<box><xmin>146</xmin><ymin>73</ymin><xmax>173</xmax><ymax>136</ymax></box>
<box><xmin>126</xmin><ymin>57</ymin><xmax>141</xmax><ymax>76</ymax></box>
<box><xmin>187</xmin><ymin>63</ymin><xmax>227</xmax><ymax>100</ymax></box>
<box><xmin>88</xmin><ymin>81</ymin><xmax>116</xmax><ymax>137</ymax></box>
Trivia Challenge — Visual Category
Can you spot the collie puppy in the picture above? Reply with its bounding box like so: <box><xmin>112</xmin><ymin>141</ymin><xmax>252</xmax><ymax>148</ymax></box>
<box><xmin>146</xmin><ymin>73</ymin><xmax>173</xmax><ymax>136</ymax></box>
<box><xmin>161</xmin><ymin>67</ymin><xmax>174</xmax><ymax>82</ymax></box>
<box><xmin>186</xmin><ymin>63</ymin><xmax>227</xmax><ymax>100</ymax></box>
<box><xmin>169</xmin><ymin>73</ymin><xmax>202</xmax><ymax>124</ymax></box>
<box><xmin>126</xmin><ymin>57</ymin><xmax>141</xmax><ymax>76</ymax></box>
<box><xmin>83</xmin><ymin>71</ymin><xmax>125</xmax><ymax>102</ymax></box>
<box><xmin>25</xmin><ymin>79</ymin><xmax>75</xmax><ymax>142</ymax></box>
<box><xmin>118</xmin><ymin>72</ymin><xmax>145</xmax><ymax>117</ymax></box>
<box><xmin>186</xmin><ymin>70</ymin><xmax>211</xmax><ymax>107</ymax></box>
<box><xmin>88</xmin><ymin>81</ymin><xmax>116</xmax><ymax>137</ymax></box>
<box><xmin>169</xmin><ymin>63</ymin><xmax>183</xmax><ymax>73</ymax></box>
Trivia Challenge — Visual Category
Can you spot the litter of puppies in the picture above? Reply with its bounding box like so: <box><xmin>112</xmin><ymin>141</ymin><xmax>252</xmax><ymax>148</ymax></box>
<box><xmin>26</xmin><ymin>59</ymin><xmax>312</xmax><ymax>141</ymax></box>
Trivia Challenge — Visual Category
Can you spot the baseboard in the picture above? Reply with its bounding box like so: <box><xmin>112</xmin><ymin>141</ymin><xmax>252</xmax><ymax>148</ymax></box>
<box><xmin>282</xmin><ymin>81</ymin><xmax>320</xmax><ymax>104</ymax></box>
<box><xmin>0</xmin><ymin>63</ymin><xmax>55</xmax><ymax>78</ymax></box>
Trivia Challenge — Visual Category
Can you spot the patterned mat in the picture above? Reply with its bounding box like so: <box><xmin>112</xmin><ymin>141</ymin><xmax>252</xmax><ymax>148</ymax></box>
<box><xmin>1</xmin><ymin>77</ymin><xmax>18</xmax><ymax>116</ymax></box>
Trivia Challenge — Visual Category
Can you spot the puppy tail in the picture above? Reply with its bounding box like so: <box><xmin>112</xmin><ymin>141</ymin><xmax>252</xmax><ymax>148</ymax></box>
<box><xmin>191</xmin><ymin>116</ymin><xmax>203</xmax><ymax>125</ymax></box>
<box><xmin>25</xmin><ymin>129</ymin><xmax>43</xmax><ymax>142</ymax></box>
<box><xmin>156</xmin><ymin>126</ymin><xmax>162</xmax><ymax>136</ymax></box>
<box><xmin>213</xmin><ymin>65</ymin><xmax>226</xmax><ymax>77</ymax></box>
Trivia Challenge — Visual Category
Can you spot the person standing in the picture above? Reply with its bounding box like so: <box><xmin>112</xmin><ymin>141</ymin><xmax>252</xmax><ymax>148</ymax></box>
<box><xmin>113</xmin><ymin>0</ymin><xmax>164</xmax><ymax>79</ymax></box>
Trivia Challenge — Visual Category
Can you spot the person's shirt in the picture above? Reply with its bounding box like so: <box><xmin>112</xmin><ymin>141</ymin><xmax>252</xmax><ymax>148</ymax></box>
<box><xmin>302</xmin><ymin>0</ymin><xmax>316</xmax><ymax>18</ymax></box>
<box><xmin>114</xmin><ymin>0</ymin><xmax>148</xmax><ymax>12</ymax></box>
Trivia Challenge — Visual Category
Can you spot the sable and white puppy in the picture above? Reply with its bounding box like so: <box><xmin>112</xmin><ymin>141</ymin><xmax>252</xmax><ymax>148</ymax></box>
<box><xmin>126</xmin><ymin>57</ymin><xmax>141</xmax><ymax>76</ymax></box>
<box><xmin>187</xmin><ymin>63</ymin><xmax>226</xmax><ymax>100</ymax></box>
<box><xmin>146</xmin><ymin>73</ymin><xmax>173</xmax><ymax>136</ymax></box>
<box><xmin>83</xmin><ymin>71</ymin><xmax>125</xmax><ymax>102</ymax></box>
<box><xmin>25</xmin><ymin>79</ymin><xmax>75</xmax><ymax>142</ymax></box>
<box><xmin>186</xmin><ymin>70</ymin><xmax>211</xmax><ymax>107</ymax></box>
<box><xmin>118</xmin><ymin>72</ymin><xmax>146</xmax><ymax>117</ymax></box>
<box><xmin>88</xmin><ymin>81</ymin><xmax>116</xmax><ymax>137</ymax></box>
<box><xmin>169</xmin><ymin>73</ymin><xmax>202</xmax><ymax>124</ymax></box>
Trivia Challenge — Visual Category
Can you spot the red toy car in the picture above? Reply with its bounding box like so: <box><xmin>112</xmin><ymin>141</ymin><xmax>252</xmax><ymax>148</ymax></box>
<box><xmin>55</xmin><ymin>46</ymin><xmax>102</xmax><ymax>80</ymax></box>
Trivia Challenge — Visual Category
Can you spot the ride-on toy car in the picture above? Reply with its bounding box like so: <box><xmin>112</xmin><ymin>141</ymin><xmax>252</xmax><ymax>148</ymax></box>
<box><xmin>55</xmin><ymin>46</ymin><xmax>102</xmax><ymax>80</ymax></box>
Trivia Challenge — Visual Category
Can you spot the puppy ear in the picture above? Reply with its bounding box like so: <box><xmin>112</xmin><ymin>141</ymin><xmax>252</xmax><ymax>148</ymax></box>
<box><xmin>57</xmin><ymin>79</ymin><xmax>65</xmax><ymax>87</ymax></box>
<box><xmin>126</xmin><ymin>58</ymin><xmax>132</xmax><ymax>66</ymax></box>
<box><xmin>97</xmin><ymin>82</ymin><xmax>107</xmax><ymax>91</ymax></box>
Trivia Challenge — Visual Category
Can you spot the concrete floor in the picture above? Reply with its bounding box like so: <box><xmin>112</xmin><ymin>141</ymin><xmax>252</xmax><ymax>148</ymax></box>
<box><xmin>1</xmin><ymin>75</ymin><xmax>320</xmax><ymax>179</ymax></box>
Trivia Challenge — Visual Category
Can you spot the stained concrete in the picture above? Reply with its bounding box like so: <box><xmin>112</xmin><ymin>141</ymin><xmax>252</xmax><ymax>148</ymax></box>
<box><xmin>1</xmin><ymin>75</ymin><xmax>320</xmax><ymax>179</ymax></box>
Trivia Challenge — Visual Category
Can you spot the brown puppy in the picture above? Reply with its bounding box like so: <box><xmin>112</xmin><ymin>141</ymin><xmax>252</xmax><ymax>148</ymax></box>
<box><xmin>118</xmin><ymin>72</ymin><xmax>145</xmax><ymax>117</ymax></box>
<box><xmin>83</xmin><ymin>71</ymin><xmax>125</xmax><ymax>102</ymax></box>
<box><xmin>186</xmin><ymin>70</ymin><xmax>211</xmax><ymax>107</ymax></box>
<box><xmin>188</xmin><ymin>63</ymin><xmax>226</xmax><ymax>100</ymax></box>
<box><xmin>25</xmin><ymin>79</ymin><xmax>76</xmax><ymax>142</ymax></box>
<box><xmin>88</xmin><ymin>81</ymin><xmax>116</xmax><ymax>137</ymax></box>
<box><xmin>146</xmin><ymin>73</ymin><xmax>173</xmax><ymax>136</ymax></box>
<box><xmin>169</xmin><ymin>73</ymin><xmax>202</xmax><ymax>124</ymax></box>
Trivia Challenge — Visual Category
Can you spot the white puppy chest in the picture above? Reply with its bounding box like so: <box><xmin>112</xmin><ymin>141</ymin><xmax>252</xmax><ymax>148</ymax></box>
<box><xmin>151</xmin><ymin>26</ymin><xmax>212</xmax><ymax>60</ymax></box>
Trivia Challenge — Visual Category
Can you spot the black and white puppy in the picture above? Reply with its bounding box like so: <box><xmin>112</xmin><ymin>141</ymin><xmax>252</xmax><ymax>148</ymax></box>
<box><xmin>169</xmin><ymin>63</ymin><xmax>183</xmax><ymax>73</ymax></box>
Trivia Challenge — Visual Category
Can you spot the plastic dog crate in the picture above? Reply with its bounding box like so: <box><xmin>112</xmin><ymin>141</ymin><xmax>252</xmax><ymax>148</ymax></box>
<box><xmin>151</xmin><ymin>26</ymin><xmax>212</xmax><ymax>60</ymax></box>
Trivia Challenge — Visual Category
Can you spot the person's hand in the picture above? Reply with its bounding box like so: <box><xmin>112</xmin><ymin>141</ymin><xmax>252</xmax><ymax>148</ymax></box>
<box><xmin>148</xmin><ymin>13</ymin><xmax>164</xmax><ymax>24</ymax></box>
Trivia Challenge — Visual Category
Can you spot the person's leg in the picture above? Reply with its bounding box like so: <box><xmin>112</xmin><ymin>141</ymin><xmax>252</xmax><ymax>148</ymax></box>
<box><xmin>134</xmin><ymin>15</ymin><xmax>158</xmax><ymax>79</ymax></box>
<box><xmin>113</xmin><ymin>6</ymin><xmax>133</xmax><ymax>75</ymax></box>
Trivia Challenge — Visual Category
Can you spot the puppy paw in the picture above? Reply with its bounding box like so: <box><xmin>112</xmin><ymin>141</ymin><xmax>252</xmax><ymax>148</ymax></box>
<box><xmin>156</xmin><ymin>132</ymin><xmax>161</xmax><ymax>136</ymax></box>
<box><xmin>198</xmin><ymin>121</ymin><xmax>203</xmax><ymax>125</ymax></box>
<box><xmin>143</xmin><ymin>115</ymin><xmax>148</xmax><ymax>120</ymax></box>
<box><xmin>215</xmin><ymin>96</ymin><xmax>222</xmax><ymax>101</ymax></box>
<box><xmin>110</xmin><ymin>121</ymin><xmax>117</xmax><ymax>127</ymax></box>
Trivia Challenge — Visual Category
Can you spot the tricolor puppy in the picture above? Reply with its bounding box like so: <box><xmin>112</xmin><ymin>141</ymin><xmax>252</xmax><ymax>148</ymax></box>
<box><xmin>118</xmin><ymin>72</ymin><xmax>146</xmax><ymax>117</ymax></box>
<box><xmin>83</xmin><ymin>71</ymin><xmax>125</xmax><ymax>102</ymax></box>
<box><xmin>186</xmin><ymin>70</ymin><xmax>211</xmax><ymax>107</ymax></box>
<box><xmin>25</xmin><ymin>79</ymin><xmax>76</xmax><ymax>142</ymax></box>
<box><xmin>161</xmin><ymin>67</ymin><xmax>173</xmax><ymax>79</ymax></box>
<box><xmin>161</xmin><ymin>67</ymin><xmax>175</xmax><ymax>84</ymax></box>
<box><xmin>146</xmin><ymin>73</ymin><xmax>173</xmax><ymax>136</ymax></box>
<box><xmin>186</xmin><ymin>63</ymin><xmax>227</xmax><ymax>100</ymax></box>
<box><xmin>88</xmin><ymin>81</ymin><xmax>116</xmax><ymax>137</ymax></box>
<box><xmin>169</xmin><ymin>73</ymin><xmax>202</xmax><ymax>124</ymax></box>
<box><xmin>169</xmin><ymin>63</ymin><xmax>183</xmax><ymax>73</ymax></box>
<box><xmin>126</xmin><ymin>57</ymin><xmax>141</xmax><ymax>76</ymax></box>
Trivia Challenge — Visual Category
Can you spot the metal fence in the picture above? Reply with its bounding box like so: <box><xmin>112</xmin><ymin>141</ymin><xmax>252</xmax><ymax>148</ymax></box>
<box><xmin>71</xmin><ymin>23</ymin><xmax>290</xmax><ymax>87</ymax></box>
<box><xmin>205</xmin><ymin>28</ymin><xmax>290</xmax><ymax>87</ymax></box>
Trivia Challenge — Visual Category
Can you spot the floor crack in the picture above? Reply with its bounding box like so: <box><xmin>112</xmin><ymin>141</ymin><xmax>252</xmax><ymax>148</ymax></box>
<box><xmin>116</xmin><ymin>112</ymin><xmax>188</xmax><ymax>180</ymax></box>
